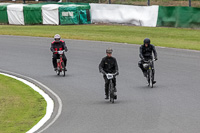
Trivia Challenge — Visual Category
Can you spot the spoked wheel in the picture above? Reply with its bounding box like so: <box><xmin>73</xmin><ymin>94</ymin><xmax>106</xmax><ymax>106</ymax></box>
<box><xmin>110</xmin><ymin>93</ymin><xmax>114</xmax><ymax>103</ymax></box>
<box><xmin>61</xmin><ymin>62</ymin><xmax>65</xmax><ymax>77</ymax></box>
<box><xmin>56</xmin><ymin>68</ymin><xmax>60</xmax><ymax>75</ymax></box>
<box><xmin>108</xmin><ymin>81</ymin><xmax>115</xmax><ymax>103</ymax></box>
<box><xmin>147</xmin><ymin>71</ymin><xmax>150</xmax><ymax>87</ymax></box>
<box><xmin>149</xmin><ymin>70</ymin><xmax>153</xmax><ymax>88</ymax></box>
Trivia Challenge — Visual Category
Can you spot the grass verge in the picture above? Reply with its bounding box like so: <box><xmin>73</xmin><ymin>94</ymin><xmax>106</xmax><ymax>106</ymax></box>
<box><xmin>0</xmin><ymin>74</ymin><xmax>46</xmax><ymax>133</ymax></box>
<box><xmin>0</xmin><ymin>24</ymin><xmax>200</xmax><ymax>50</ymax></box>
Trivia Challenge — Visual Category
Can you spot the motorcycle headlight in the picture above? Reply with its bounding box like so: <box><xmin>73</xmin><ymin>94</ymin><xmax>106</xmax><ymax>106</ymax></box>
<box><xmin>143</xmin><ymin>63</ymin><xmax>149</xmax><ymax>70</ymax></box>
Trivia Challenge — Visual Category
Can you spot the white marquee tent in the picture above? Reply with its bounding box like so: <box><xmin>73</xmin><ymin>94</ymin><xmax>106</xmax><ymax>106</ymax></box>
<box><xmin>42</xmin><ymin>4</ymin><xmax>63</xmax><ymax>25</ymax></box>
<box><xmin>7</xmin><ymin>4</ymin><xmax>27</xmax><ymax>25</ymax></box>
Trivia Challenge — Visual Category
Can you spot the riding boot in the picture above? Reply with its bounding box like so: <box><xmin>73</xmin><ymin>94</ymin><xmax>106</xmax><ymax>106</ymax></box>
<box><xmin>105</xmin><ymin>86</ymin><xmax>109</xmax><ymax>99</ymax></box>
<box><xmin>114</xmin><ymin>87</ymin><xmax>117</xmax><ymax>92</ymax></box>
<box><xmin>105</xmin><ymin>95</ymin><xmax>109</xmax><ymax>99</ymax></box>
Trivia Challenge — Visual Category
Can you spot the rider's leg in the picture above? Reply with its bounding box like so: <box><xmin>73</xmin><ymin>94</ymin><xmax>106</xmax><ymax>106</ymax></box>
<box><xmin>63</xmin><ymin>54</ymin><xmax>67</xmax><ymax>70</ymax></box>
<box><xmin>52</xmin><ymin>54</ymin><xmax>58</xmax><ymax>70</ymax></box>
<box><xmin>152</xmin><ymin>62</ymin><xmax>156</xmax><ymax>84</ymax></box>
<box><xmin>103</xmin><ymin>75</ymin><xmax>109</xmax><ymax>99</ymax></box>
<box><xmin>113</xmin><ymin>77</ymin><xmax>117</xmax><ymax>92</ymax></box>
<box><xmin>138</xmin><ymin>60</ymin><xmax>147</xmax><ymax>77</ymax></box>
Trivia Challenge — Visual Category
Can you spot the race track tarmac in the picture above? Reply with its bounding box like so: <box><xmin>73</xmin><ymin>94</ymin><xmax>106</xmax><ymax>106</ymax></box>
<box><xmin>0</xmin><ymin>35</ymin><xmax>200</xmax><ymax>133</ymax></box>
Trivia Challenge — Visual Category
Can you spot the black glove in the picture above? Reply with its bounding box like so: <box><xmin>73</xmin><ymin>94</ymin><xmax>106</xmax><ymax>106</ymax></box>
<box><xmin>115</xmin><ymin>71</ymin><xmax>119</xmax><ymax>76</ymax></box>
<box><xmin>100</xmin><ymin>69</ymin><xmax>106</xmax><ymax>75</ymax></box>
<box><xmin>155</xmin><ymin>57</ymin><xmax>158</xmax><ymax>61</ymax></box>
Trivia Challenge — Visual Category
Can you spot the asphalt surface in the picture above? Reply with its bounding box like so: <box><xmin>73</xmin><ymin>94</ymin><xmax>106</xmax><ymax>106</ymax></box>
<box><xmin>0</xmin><ymin>35</ymin><xmax>200</xmax><ymax>133</ymax></box>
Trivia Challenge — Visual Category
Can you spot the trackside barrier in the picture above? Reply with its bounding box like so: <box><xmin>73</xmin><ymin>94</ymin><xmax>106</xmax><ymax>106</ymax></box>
<box><xmin>7</xmin><ymin>4</ymin><xmax>26</xmax><ymax>25</ymax></box>
<box><xmin>23</xmin><ymin>3</ymin><xmax>45</xmax><ymax>25</ymax></box>
<box><xmin>90</xmin><ymin>3</ymin><xmax>159</xmax><ymax>27</ymax></box>
<box><xmin>0</xmin><ymin>3</ymin><xmax>200</xmax><ymax>28</ymax></box>
<box><xmin>0</xmin><ymin>3</ymin><xmax>10</xmax><ymax>24</ymax></box>
<box><xmin>157</xmin><ymin>6</ymin><xmax>200</xmax><ymax>28</ymax></box>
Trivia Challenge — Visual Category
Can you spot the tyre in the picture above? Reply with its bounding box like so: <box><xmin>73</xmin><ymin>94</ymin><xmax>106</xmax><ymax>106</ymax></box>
<box><xmin>61</xmin><ymin>62</ymin><xmax>65</xmax><ymax>77</ymax></box>
<box><xmin>149</xmin><ymin>70</ymin><xmax>153</xmax><ymax>88</ymax></box>
<box><xmin>56</xmin><ymin>66</ymin><xmax>60</xmax><ymax>75</ymax></box>
<box><xmin>110</xmin><ymin>93</ymin><xmax>114</xmax><ymax>103</ymax></box>
<box><xmin>109</xmin><ymin>81</ymin><xmax>114</xmax><ymax>103</ymax></box>
<box><xmin>56</xmin><ymin>70</ymin><xmax>60</xmax><ymax>75</ymax></box>
<box><xmin>56</xmin><ymin>63</ymin><xmax>60</xmax><ymax>76</ymax></box>
<box><xmin>147</xmin><ymin>70</ymin><xmax>150</xmax><ymax>87</ymax></box>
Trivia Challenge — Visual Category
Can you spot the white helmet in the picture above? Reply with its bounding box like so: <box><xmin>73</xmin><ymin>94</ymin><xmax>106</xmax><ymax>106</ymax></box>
<box><xmin>54</xmin><ymin>34</ymin><xmax>61</xmax><ymax>41</ymax></box>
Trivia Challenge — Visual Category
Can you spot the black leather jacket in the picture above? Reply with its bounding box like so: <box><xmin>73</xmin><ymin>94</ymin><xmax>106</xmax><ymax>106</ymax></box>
<box><xmin>99</xmin><ymin>56</ymin><xmax>118</xmax><ymax>74</ymax></box>
<box><xmin>50</xmin><ymin>40</ymin><xmax>68</xmax><ymax>54</ymax></box>
<box><xmin>139</xmin><ymin>44</ymin><xmax>157</xmax><ymax>60</ymax></box>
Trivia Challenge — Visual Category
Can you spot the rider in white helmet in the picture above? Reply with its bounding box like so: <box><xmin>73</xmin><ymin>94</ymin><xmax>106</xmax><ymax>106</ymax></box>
<box><xmin>50</xmin><ymin>34</ymin><xmax>68</xmax><ymax>71</ymax></box>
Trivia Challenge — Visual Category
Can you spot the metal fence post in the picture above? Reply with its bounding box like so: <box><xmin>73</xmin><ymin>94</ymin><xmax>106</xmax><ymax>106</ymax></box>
<box><xmin>147</xmin><ymin>0</ymin><xmax>150</xmax><ymax>6</ymax></box>
<box><xmin>189</xmin><ymin>0</ymin><xmax>191</xmax><ymax>7</ymax></box>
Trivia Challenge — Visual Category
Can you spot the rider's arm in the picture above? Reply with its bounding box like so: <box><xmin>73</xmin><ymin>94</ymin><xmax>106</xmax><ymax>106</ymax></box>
<box><xmin>152</xmin><ymin>45</ymin><xmax>157</xmax><ymax>60</ymax></box>
<box><xmin>50</xmin><ymin>43</ymin><xmax>54</xmax><ymax>52</ymax></box>
<box><xmin>139</xmin><ymin>46</ymin><xmax>144</xmax><ymax>60</ymax></box>
<box><xmin>62</xmin><ymin>41</ymin><xmax>68</xmax><ymax>52</ymax></box>
<box><xmin>114</xmin><ymin>58</ymin><xmax>119</xmax><ymax>75</ymax></box>
<box><xmin>99</xmin><ymin>58</ymin><xmax>106</xmax><ymax>75</ymax></box>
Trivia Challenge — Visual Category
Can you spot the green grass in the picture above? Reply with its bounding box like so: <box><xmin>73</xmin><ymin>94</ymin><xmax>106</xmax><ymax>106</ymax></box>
<box><xmin>0</xmin><ymin>74</ymin><xmax>46</xmax><ymax>133</ymax></box>
<box><xmin>0</xmin><ymin>25</ymin><xmax>200</xmax><ymax>50</ymax></box>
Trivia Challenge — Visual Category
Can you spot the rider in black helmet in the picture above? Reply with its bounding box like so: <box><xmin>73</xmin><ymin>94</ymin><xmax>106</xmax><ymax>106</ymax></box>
<box><xmin>138</xmin><ymin>38</ymin><xmax>157</xmax><ymax>83</ymax></box>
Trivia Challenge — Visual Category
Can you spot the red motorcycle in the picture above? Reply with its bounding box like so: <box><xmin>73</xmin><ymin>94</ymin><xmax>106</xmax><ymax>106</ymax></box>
<box><xmin>54</xmin><ymin>50</ymin><xmax>66</xmax><ymax>77</ymax></box>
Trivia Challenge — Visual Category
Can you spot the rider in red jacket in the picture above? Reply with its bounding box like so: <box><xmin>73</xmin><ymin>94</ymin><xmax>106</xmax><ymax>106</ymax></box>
<box><xmin>50</xmin><ymin>34</ymin><xmax>68</xmax><ymax>71</ymax></box>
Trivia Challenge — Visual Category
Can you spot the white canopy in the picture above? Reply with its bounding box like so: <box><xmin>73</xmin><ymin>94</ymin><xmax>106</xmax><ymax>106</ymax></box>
<box><xmin>42</xmin><ymin>4</ymin><xmax>63</xmax><ymax>25</ymax></box>
<box><xmin>7</xmin><ymin>4</ymin><xmax>26</xmax><ymax>25</ymax></box>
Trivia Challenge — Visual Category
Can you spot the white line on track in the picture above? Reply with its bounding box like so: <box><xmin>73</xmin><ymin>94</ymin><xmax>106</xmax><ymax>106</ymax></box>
<box><xmin>0</xmin><ymin>71</ymin><xmax>62</xmax><ymax>133</ymax></box>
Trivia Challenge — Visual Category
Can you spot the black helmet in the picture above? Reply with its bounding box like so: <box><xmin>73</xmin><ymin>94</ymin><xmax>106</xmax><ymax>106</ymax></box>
<box><xmin>144</xmin><ymin>38</ymin><xmax>150</xmax><ymax>44</ymax></box>
<box><xmin>106</xmin><ymin>48</ymin><xmax>113</xmax><ymax>54</ymax></box>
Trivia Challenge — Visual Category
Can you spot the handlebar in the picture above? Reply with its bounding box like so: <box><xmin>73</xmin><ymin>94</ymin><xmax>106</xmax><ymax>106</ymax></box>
<box><xmin>53</xmin><ymin>50</ymin><xmax>65</xmax><ymax>54</ymax></box>
<box><xmin>106</xmin><ymin>72</ymin><xmax>118</xmax><ymax>79</ymax></box>
<box><xmin>143</xmin><ymin>59</ymin><xmax>156</xmax><ymax>63</ymax></box>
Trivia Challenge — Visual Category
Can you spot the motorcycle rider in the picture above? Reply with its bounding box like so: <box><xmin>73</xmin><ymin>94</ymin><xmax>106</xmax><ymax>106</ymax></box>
<box><xmin>138</xmin><ymin>38</ymin><xmax>157</xmax><ymax>83</ymax></box>
<box><xmin>99</xmin><ymin>48</ymin><xmax>119</xmax><ymax>99</ymax></box>
<box><xmin>50</xmin><ymin>34</ymin><xmax>68</xmax><ymax>71</ymax></box>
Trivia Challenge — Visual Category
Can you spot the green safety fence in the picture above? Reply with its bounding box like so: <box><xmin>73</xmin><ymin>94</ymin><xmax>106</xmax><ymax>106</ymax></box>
<box><xmin>157</xmin><ymin>6</ymin><xmax>200</xmax><ymax>28</ymax></box>
<box><xmin>23</xmin><ymin>4</ymin><xmax>47</xmax><ymax>25</ymax></box>
<box><xmin>59</xmin><ymin>4</ymin><xmax>91</xmax><ymax>25</ymax></box>
<box><xmin>0</xmin><ymin>4</ymin><xmax>10</xmax><ymax>24</ymax></box>
<box><xmin>1</xmin><ymin>3</ymin><xmax>200</xmax><ymax>28</ymax></box>
<box><xmin>59</xmin><ymin>6</ymin><xmax>79</xmax><ymax>25</ymax></box>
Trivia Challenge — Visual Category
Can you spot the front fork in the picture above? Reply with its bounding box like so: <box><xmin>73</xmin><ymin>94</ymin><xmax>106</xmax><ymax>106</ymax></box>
<box><xmin>57</xmin><ymin>55</ymin><xmax>63</xmax><ymax>70</ymax></box>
